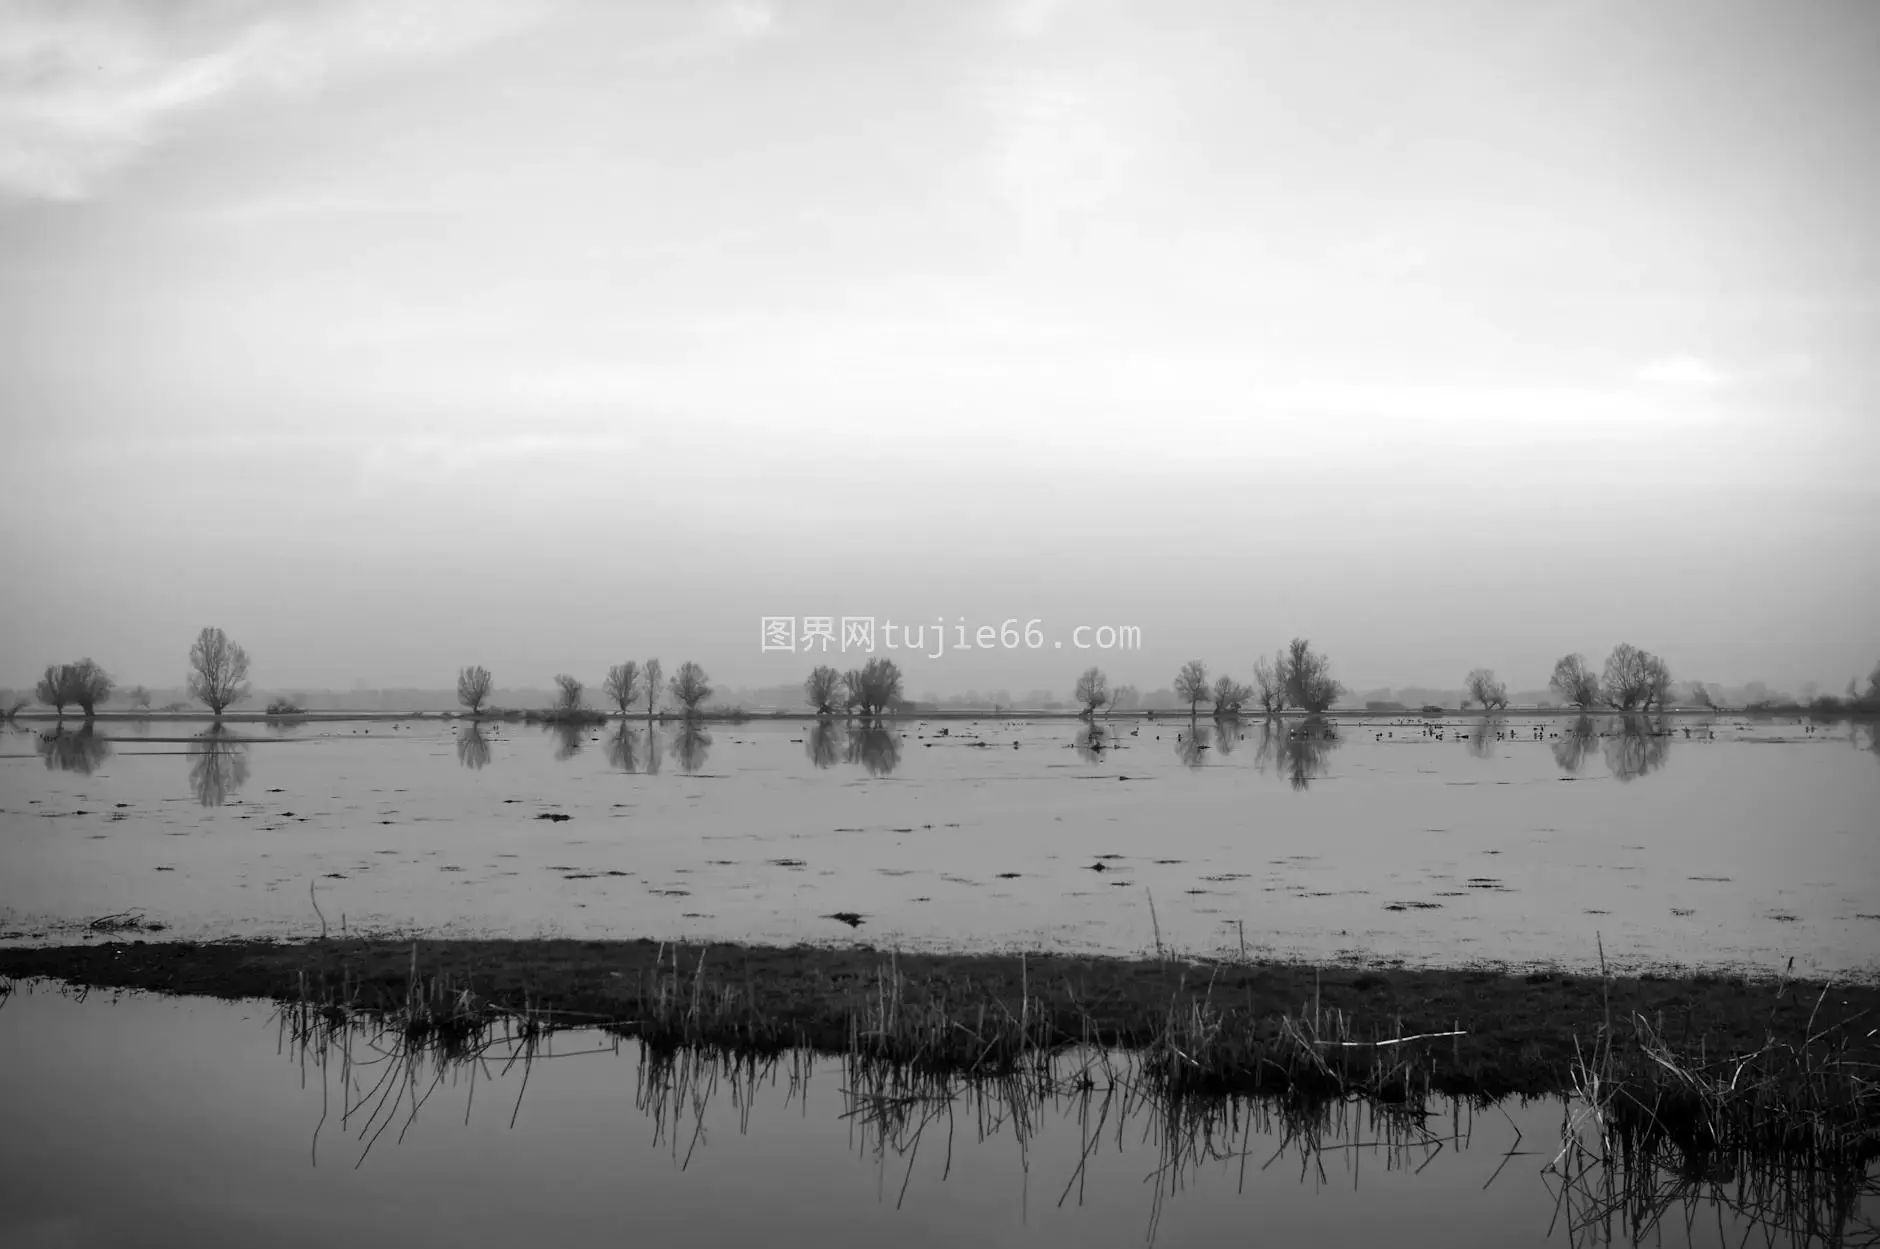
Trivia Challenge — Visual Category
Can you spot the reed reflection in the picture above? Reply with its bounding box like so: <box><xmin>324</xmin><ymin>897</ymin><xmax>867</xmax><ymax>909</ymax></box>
<box><xmin>456</xmin><ymin>724</ymin><xmax>492</xmax><ymax>770</ymax></box>
<box><xmin>845</xmin><ymin>721</ymin><xmax>900</xmax><ymax>777</ymax></box>
<box><xmin>186</xmin><ymin>725</ymin><xmax>250</xmax><ymax>807</ymax></box>
<box><xmin>38</xmin><ymin>725</ymin><xmax>111</xmax><ymax>775</ymax></box>
<box><xmin>269</xmin><ymin>1014</ymin><xmax>1875</xmax><ymax>1249</ymax></box>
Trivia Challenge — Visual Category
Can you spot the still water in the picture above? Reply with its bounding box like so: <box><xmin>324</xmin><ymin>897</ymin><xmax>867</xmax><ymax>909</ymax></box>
<box><xmin>2</xmin><ymin>715</ymin><xmax>1877</xmax><ymax>975</ymax></box>
<box><xmin>3</xmin><ymin>986</ymin><xmax>1871</xmax><ymax>1248</ymax></box>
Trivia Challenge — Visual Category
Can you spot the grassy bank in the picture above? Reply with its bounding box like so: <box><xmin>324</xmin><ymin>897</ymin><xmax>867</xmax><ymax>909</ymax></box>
<box><xmin>4</xmin><ymin>938</ymin><xmax>1875</xmax><ymax>1087</ymax></box>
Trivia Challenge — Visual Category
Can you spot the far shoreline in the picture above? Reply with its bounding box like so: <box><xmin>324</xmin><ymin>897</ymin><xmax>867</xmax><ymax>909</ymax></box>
<box><xmin>4</xmin><ymin>937</ymin><xmax>1877</xmax><ymax>1106</ymax></box>
<box><xmin>7</xmin><ymin>706</ymin><xmax>1867</xmax><ymax>725</ymax></box>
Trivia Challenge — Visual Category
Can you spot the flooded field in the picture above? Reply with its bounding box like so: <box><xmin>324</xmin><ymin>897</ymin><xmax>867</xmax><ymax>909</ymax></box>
<box><xmin>2</xmin><ymin>984</ymin><xmax>1871</xmax><ymax>1248</ymax></box>
<box><xmin>2</xmin><ymin>715</ymin><xmax>1876</xmax><ymax>976</ymax></box>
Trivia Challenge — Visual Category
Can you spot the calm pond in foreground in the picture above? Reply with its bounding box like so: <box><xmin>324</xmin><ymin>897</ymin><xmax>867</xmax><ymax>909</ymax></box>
<box><xmin>2</xmin><ymin>715</ymin><xmax>1877</xmax><ymax>975</ymax></box>
<box><xmin>2</xmin><ymin>986</ymin><xmax>1873</xmax><ymax>1248</ymax></box>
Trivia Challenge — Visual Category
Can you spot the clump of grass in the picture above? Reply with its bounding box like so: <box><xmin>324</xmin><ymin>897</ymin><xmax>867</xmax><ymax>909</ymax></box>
<box><xmin>280</xmin><ymin>946</ymin><xmax>553</xmax><ymax>1063</ymax></box>
<box><xmin>1566</xmin><ymin>1006</ymin><xmax>1880</xmax><ymax>1171</ymax></box>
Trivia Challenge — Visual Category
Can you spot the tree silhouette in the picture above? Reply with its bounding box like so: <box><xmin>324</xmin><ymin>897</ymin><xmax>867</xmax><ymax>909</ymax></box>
<box><xmin>457</xmin><ymin>665</ymin><xmax>494</xmax><ymax>714</ymax></box>
<box><xmin>1173</xmin><ymin>660</ymin><xmax>1209</xmax><ymax>716</ymax></box>
<box><xmin>187</xmin><ymin>627</ymin><xmax>251</xmax><ymax>716</ymax></box>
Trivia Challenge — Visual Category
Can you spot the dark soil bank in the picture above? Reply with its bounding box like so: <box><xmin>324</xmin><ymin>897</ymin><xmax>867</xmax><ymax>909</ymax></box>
<box><xmin>5</xmin><ymin>938</ymin><xmax>1876</xmax><ymax>1100</ymax></box>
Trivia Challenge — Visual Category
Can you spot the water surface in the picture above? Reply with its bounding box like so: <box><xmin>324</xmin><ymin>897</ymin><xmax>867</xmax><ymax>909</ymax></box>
<box><xmin>2</xmin><ymin>715</ymin><xmax>1876</xmax><ymax>975</ymax></box>
<box><xmin>4</xmin><ymin>986</ymin><xmax>1869</xmax><ymax>1248</ymax></box>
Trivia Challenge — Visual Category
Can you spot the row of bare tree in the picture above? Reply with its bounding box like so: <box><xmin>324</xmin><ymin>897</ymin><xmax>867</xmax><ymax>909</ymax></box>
<box><xmin>24</xmin><ymin>627</ymin><xmax>246</xmax><ymax>719</ymax></box>
<box><xmin>1546</xmin><ymin>645</ymin><xmax>1677</xmax><ymax>712</ymax></box>
<box><xmin>804</xmin><ymin>658</ymin><xmax>906</xmax><ymax>716</ymax></box>
<box><xmin>455</xmin><ymin>659</ymin><xmax>715</xmax><ymax>717</ymax></box>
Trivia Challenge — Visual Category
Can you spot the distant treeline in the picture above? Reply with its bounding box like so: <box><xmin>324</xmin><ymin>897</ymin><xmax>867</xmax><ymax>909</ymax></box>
<box><xmin>6</xmin><ymin>628</ymin><xmax>1878</xmax><ymax>721</ymax></box>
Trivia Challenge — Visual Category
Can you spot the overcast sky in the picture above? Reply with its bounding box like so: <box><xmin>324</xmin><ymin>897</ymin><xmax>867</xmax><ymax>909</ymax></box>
<box><xmin>2</xmin><ymin>0</ymin><xmax>1876</xmax><ymax>696</ymax></box>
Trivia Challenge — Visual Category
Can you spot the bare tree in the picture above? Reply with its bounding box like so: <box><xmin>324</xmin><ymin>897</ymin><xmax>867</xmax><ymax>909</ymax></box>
<box><xmin>847</xmin><ymin>658</ymin><xmax>903</xmax><ymax>716</ymax></box>
<box><xmin>1280</xmin><ymin>638</ymin><xmax>1342</xmax><ymax>714</ymax></box>
<box><xmin>187</xmin><ymin>627</ymin><xmax>251</xmax><ymax>716</ymax></box>
<box><xmin>1688</xmin><ymin>681</ymin><xmax>1715</xmax><ymax>709</ymax></box>
<box><xmin>52</xmin><ymin>658</ymin><xmax>113</xmax><ymax>717</ymax></box>
<box><xmin>1211</xmin><ymin>675</ymin><xmax>1250</xmax><ymax>717</ymax></box>
<box><xmin>457</xmin><ymin>665</ymin><xmax>494</xmax><ymax>715</ymax></box>
<box><xmin>804</xmin><ymin>665</ymin><xmax>843</xmax><ymax>716</ymax></box>
<box><xmin>603</xmin><ymin>662</ymin><xmax>642</xmax><ymax>715</ymax></box>
<box><xmin>644</xmin><ymin>659</ymin><xmax>663</xmax><ymax>718</ymax></box>
<box><xmin>1867</xmin><ymin>659</ymin><xmax>1880</xmax><ymax>702</ymax></box>
<box><xmin>1600</xmin><ymin>643</ymin><xmax>1660</xmax><ymax>711</ymax></box>
<box><xmin>553</xmin><ymin>673</ymin><xmax>584</xmax><ymax>713</ymax></box>
<box><xmin>1642</xmin><ymin>654</ymin><xmax>1674</xmax><ymax>711</ymax></box>
<box><xmin>1173</xmin><ymin>660</ymin><xmax>1210</xmax><ymax>716</ymax></box>
<box><xmin>36</xmin><ymin>663</ymin><xmax>77</xmax><ymax>715</ymax></box>
<box><xmin>1251</xmin><ymin>653</ymin><xmax>1286</xmax><ymax>715</ymax></box>
<box><xmin>1464</xmin><ymin>668</ymin><xmax>1508</xmax><ymax>711</ymax></box>
<box><xmin>1074</xmin><ymin>666</ymin><xmax>1109</xmax><ymax>717</ymax></box>
<box><xmin>670</xmin><ymin>661</ymin><xmax>712</xmax><ymax>714</ymax></box>
<box><xmin>126</xmin><ymin>685</ymin><xmax>151</xmax><ymax>710</ymax></box>
<box><xmin>1110</xmin><ymin>683</ymin><xmax>1140</xmax><ymax>711</ymax></box>
<box><xmin>840</xmin><ymin>667</ymin><xmax>866</xmax><ymax>713</ymax></box>
<box><xmin>1548</xmin><ymin>654</ymin><xmax>1601</xmax><ymax>709</ymax></box>
<box><xmin>1</xmin><ymin>689</ymin><xmax>27</xmax><ymax>718</ymax></box>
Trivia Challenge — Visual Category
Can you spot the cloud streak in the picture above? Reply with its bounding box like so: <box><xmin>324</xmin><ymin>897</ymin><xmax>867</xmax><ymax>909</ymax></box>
<box><xmin>0</xmin><ymin>0</ymin><xmax>547</xmax><ymax>201</ymax></box>
<box><xmin>1638</xmin><ymin>355</ymin><xmax>1730</xmax><ymax>387</ymax></box>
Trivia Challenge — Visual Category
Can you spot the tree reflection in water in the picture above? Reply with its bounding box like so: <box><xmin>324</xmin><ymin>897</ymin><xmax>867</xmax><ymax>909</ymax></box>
<box><xmin>456</xmin><ymin>724</ymin><xmax>492</xmax><ymax>770</ymax></box>
<box><xmin>845</xmin><ymin>721</ymin><xmax>900</xmax><ymax>777</ymax></box>
<box><xmin>1251</xmin><ymin>718</ymin><xmax>1339</xmax><ymax>790</ymax></box>
<box><xmin>547</xmin><ymin>723</ymin><xmax>585</xmax><ymax>762</ymax></box>
<box><xmin>1074</xmin><ymin>724</ymin><xmax>1110</xmax><ymax>765</ymax></box>
<box><xmin>670</xmin><ymin>723</ymin><xmax>712</xmax><ymax>774</ymax></box>
<box><xmin>1464</xmin><ymin>715</ymin><xmax>1507</xmax><ymax>760</ymax></box>
<box><xmin>1174</xmin><ymin>723</ymin><xmax>1211</xmax><ymax>769</ymax></box>
<box><xmin>38</xmin><ymin>725</ymin><xmax>112</xmax><ymax>775</ymax></box>
<box><xmin>604</xmin><ymin>724</ymin><xmax>641</xmax><ymax>773</ymax></box>
<box><xmin>1602</xmin><ymin>715</ymin><xmax>1671</xmax><ymax>782</ymax></box>
<box><xmin>1551</xmin><ymin>716</ymin><xmax>1599</xmax><ymax>773</ymax></box>
<box><xmin>805</xmin><ymin>719</ymin><xmax>840</xmax><ymax>769</ymax></box>
<box><xmin>187</xmin><ymin>726</ymin><xmax>250</xmax><ymax>806</ymax></box>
